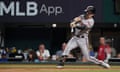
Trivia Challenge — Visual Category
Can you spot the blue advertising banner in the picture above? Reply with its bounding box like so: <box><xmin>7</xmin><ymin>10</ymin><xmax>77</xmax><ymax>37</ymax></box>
<box><xmin>0</xmin><ymin>0</ymin><xmax>103</xmax><ymax>22</ymax></box>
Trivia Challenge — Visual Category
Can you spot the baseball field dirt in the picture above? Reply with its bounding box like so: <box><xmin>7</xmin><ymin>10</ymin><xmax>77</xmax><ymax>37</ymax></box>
<box><xmin>0</xmin><ymin>64</ymin><xmax>120</xmax><ymax>72</ymax></box>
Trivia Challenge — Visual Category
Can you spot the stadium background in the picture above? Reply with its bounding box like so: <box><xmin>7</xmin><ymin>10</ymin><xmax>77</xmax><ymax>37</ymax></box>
<box><xmin>0</xmin><ymin>0</ymin><xmax>120</xmax><ymax>56</ymax></box>
<box><xmin>0</xmin><ymin>0</ymin><xmax>120</xmax><ymax>72</ymax></box>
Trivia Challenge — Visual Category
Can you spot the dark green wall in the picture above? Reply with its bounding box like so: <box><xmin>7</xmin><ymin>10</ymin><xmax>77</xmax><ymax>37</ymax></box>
<box><xmin>5</xmin><ymin>28</ymin><xmax>67</xmax><ymax>55</ymax></box>
<box><xmin>103</xmin><ymin>0</ymin><xmax>120</xmax><ymax>23</ymax></box>
<box><xmin>5</xmin><ymin>28</ymin><xmax>51</xmax><ymax>50</ymax></box>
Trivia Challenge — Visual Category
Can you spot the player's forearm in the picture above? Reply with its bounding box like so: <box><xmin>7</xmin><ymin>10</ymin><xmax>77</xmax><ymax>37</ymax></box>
<box><xmin>70</xmin><ymin>17</ymin><xmax>81</xmax><ymax>28</ymax></box>
<box><xmin>74</xmin><ymin>17</ymin><xmax>81</xmax><ymax>22</ymax></box>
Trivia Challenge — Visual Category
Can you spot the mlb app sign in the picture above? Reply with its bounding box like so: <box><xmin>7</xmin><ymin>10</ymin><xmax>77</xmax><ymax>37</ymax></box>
<box><xmin>0</xmin><ymin>1</ymin><xmax>63</xmax><ymax>16</ymax></box>
<box><xmin>0</xmin><ymin>0</ymin><xmax>102</xmax><ymax>22</ymax></box>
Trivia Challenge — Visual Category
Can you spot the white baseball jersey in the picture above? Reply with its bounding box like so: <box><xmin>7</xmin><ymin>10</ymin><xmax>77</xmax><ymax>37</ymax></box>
<box><xmin>74</xmin><ymin>14</ymin><xmax>94</xmax><ymax>37</ymax></box>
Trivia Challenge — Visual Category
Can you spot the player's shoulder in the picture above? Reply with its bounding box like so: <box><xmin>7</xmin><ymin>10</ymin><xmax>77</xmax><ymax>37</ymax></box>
<box><xmin>88</xmin><ymin>18</ymin><xmax>94</xmax><ymax>23</ymax></box>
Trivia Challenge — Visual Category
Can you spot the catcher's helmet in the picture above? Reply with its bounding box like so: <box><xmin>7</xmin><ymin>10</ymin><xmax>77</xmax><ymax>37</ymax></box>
<box><xmin>84</xmin><ymin>6</ymin><xmax>96</xmax><ymax>14</ymax></box>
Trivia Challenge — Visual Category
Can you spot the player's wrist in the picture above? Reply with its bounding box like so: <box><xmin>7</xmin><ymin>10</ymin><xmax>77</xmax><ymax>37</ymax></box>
<box><xmin>70</xmin><ymin>22</ymin><xmax>76</xmax><ymax>28</ymax></box>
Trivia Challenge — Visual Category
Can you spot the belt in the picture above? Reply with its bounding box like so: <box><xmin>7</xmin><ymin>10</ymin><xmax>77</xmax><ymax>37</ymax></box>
<box><xmin>76</xmin><ymin>35</ymin><xmax>84</xmax><ymax>38</ymax></box>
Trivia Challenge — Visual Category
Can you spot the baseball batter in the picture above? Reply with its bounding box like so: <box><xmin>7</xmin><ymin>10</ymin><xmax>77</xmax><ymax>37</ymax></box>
<box><xmin>57</xmin><ymin>6</ymin><xmax>110</xmax><ymax>68</ymax></box>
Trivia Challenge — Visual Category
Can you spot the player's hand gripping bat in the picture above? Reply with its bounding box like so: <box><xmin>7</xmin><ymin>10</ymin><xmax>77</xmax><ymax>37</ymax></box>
<box><xmin>70</xmin><ymin>17</ymin><xmax>81</xmax><ymax>32</ymax></box>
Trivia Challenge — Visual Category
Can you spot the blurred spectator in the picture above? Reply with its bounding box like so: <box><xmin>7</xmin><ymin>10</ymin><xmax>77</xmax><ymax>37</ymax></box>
<box><xmin>5</xmin><ymin>47</ymin><xmax>9</xmax><ymax>53</ymax></box>
<box><xmin>17</xmin><ymin>49</ymin><xmax>24</xmax><ymax>61</ymax></box>
<box><xmin>106</xmin><ymin>38</ymin><xmax>116</xmax><ymax>57</ymax></box>
<box><xmin>111</xmin><ymin>47</ymin><xmax>116</xmax><ymax>57</ymax></box>
<box><xmin>23</xmin><ymin>48</ymin><xmax>29</xmax><ymax>61</ymax></box>
<box><xmin>17</xmin><ymin>49</ymin><xmax>22</xmax><ymax>54</ymax></box>
<box><xmin>0</xmin><ymin>47</ymin><xmax>7</xmax><ymax>62</ymax></box>
<box><xmin>0</xmin><ymin>47</ymin><xmax>7</xmax><ymax>55</ymax></box>
<box><xmin>0</xmin><ymin>54</ymin><xmax>8</xmax><ymax>62</ymax></box>
<box><xmin>89</xmin><ymin>45</ymin><xmax>95</xmax><ymax>57</ymax></box>
<box><xmin>36</xmin><ymin>44</ymin><xmax>50</xmax><ymax>61</ymax></box>
<box><xmin>117</xmin><ymin>53</ymin><xmax>120</xmax><ymax>58</ymax></box>
<box><xmin>97</xmin><ymin>37</ymin><xmax>111</xmax><ymax>63</ymax></box>
<box><xmin>10</xmin><ymin>47</ymin><xmax>17</xmax><ymax>53</ymax></box>
<box><xmin>28</xmin><ymin>50</ymin><xmax>37</xmax><ymax>62</ymax></box>
<box><xmin>56</xmin><ymin>42</ymin><xmax>67</xmax><ymax>59</ymax></box>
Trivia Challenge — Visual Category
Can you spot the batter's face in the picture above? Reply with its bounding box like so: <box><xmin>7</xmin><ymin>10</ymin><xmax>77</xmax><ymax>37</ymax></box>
<box><xmin>88</xmin><ymin>13</ymin><xmax>94</xmax><ymax>18</ymax></box>
<box><xmin>85</xmin><ymin>13</ymin><xmax>94</xmax><ymax>19</ymax></box>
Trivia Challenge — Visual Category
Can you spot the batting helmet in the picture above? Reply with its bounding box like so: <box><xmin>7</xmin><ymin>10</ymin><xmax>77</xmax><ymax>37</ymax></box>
<box><xmin>84</xmin><ymin>6</ymin><xmax>96</xmax><ymax>14</ymax></box>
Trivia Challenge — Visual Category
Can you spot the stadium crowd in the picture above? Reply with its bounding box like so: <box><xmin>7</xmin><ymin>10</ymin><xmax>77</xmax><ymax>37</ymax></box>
<box><xmin>0</xmin><ymin>37</ymin><xmax>119</xmax><ymax>62</ymax></box>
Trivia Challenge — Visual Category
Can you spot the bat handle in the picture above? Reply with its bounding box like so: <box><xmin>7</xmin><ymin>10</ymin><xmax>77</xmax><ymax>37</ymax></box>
<box><xmin>71</xmin><ymin>27</ymin><xmax>74</xmax><ymax>33</ymax></box>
